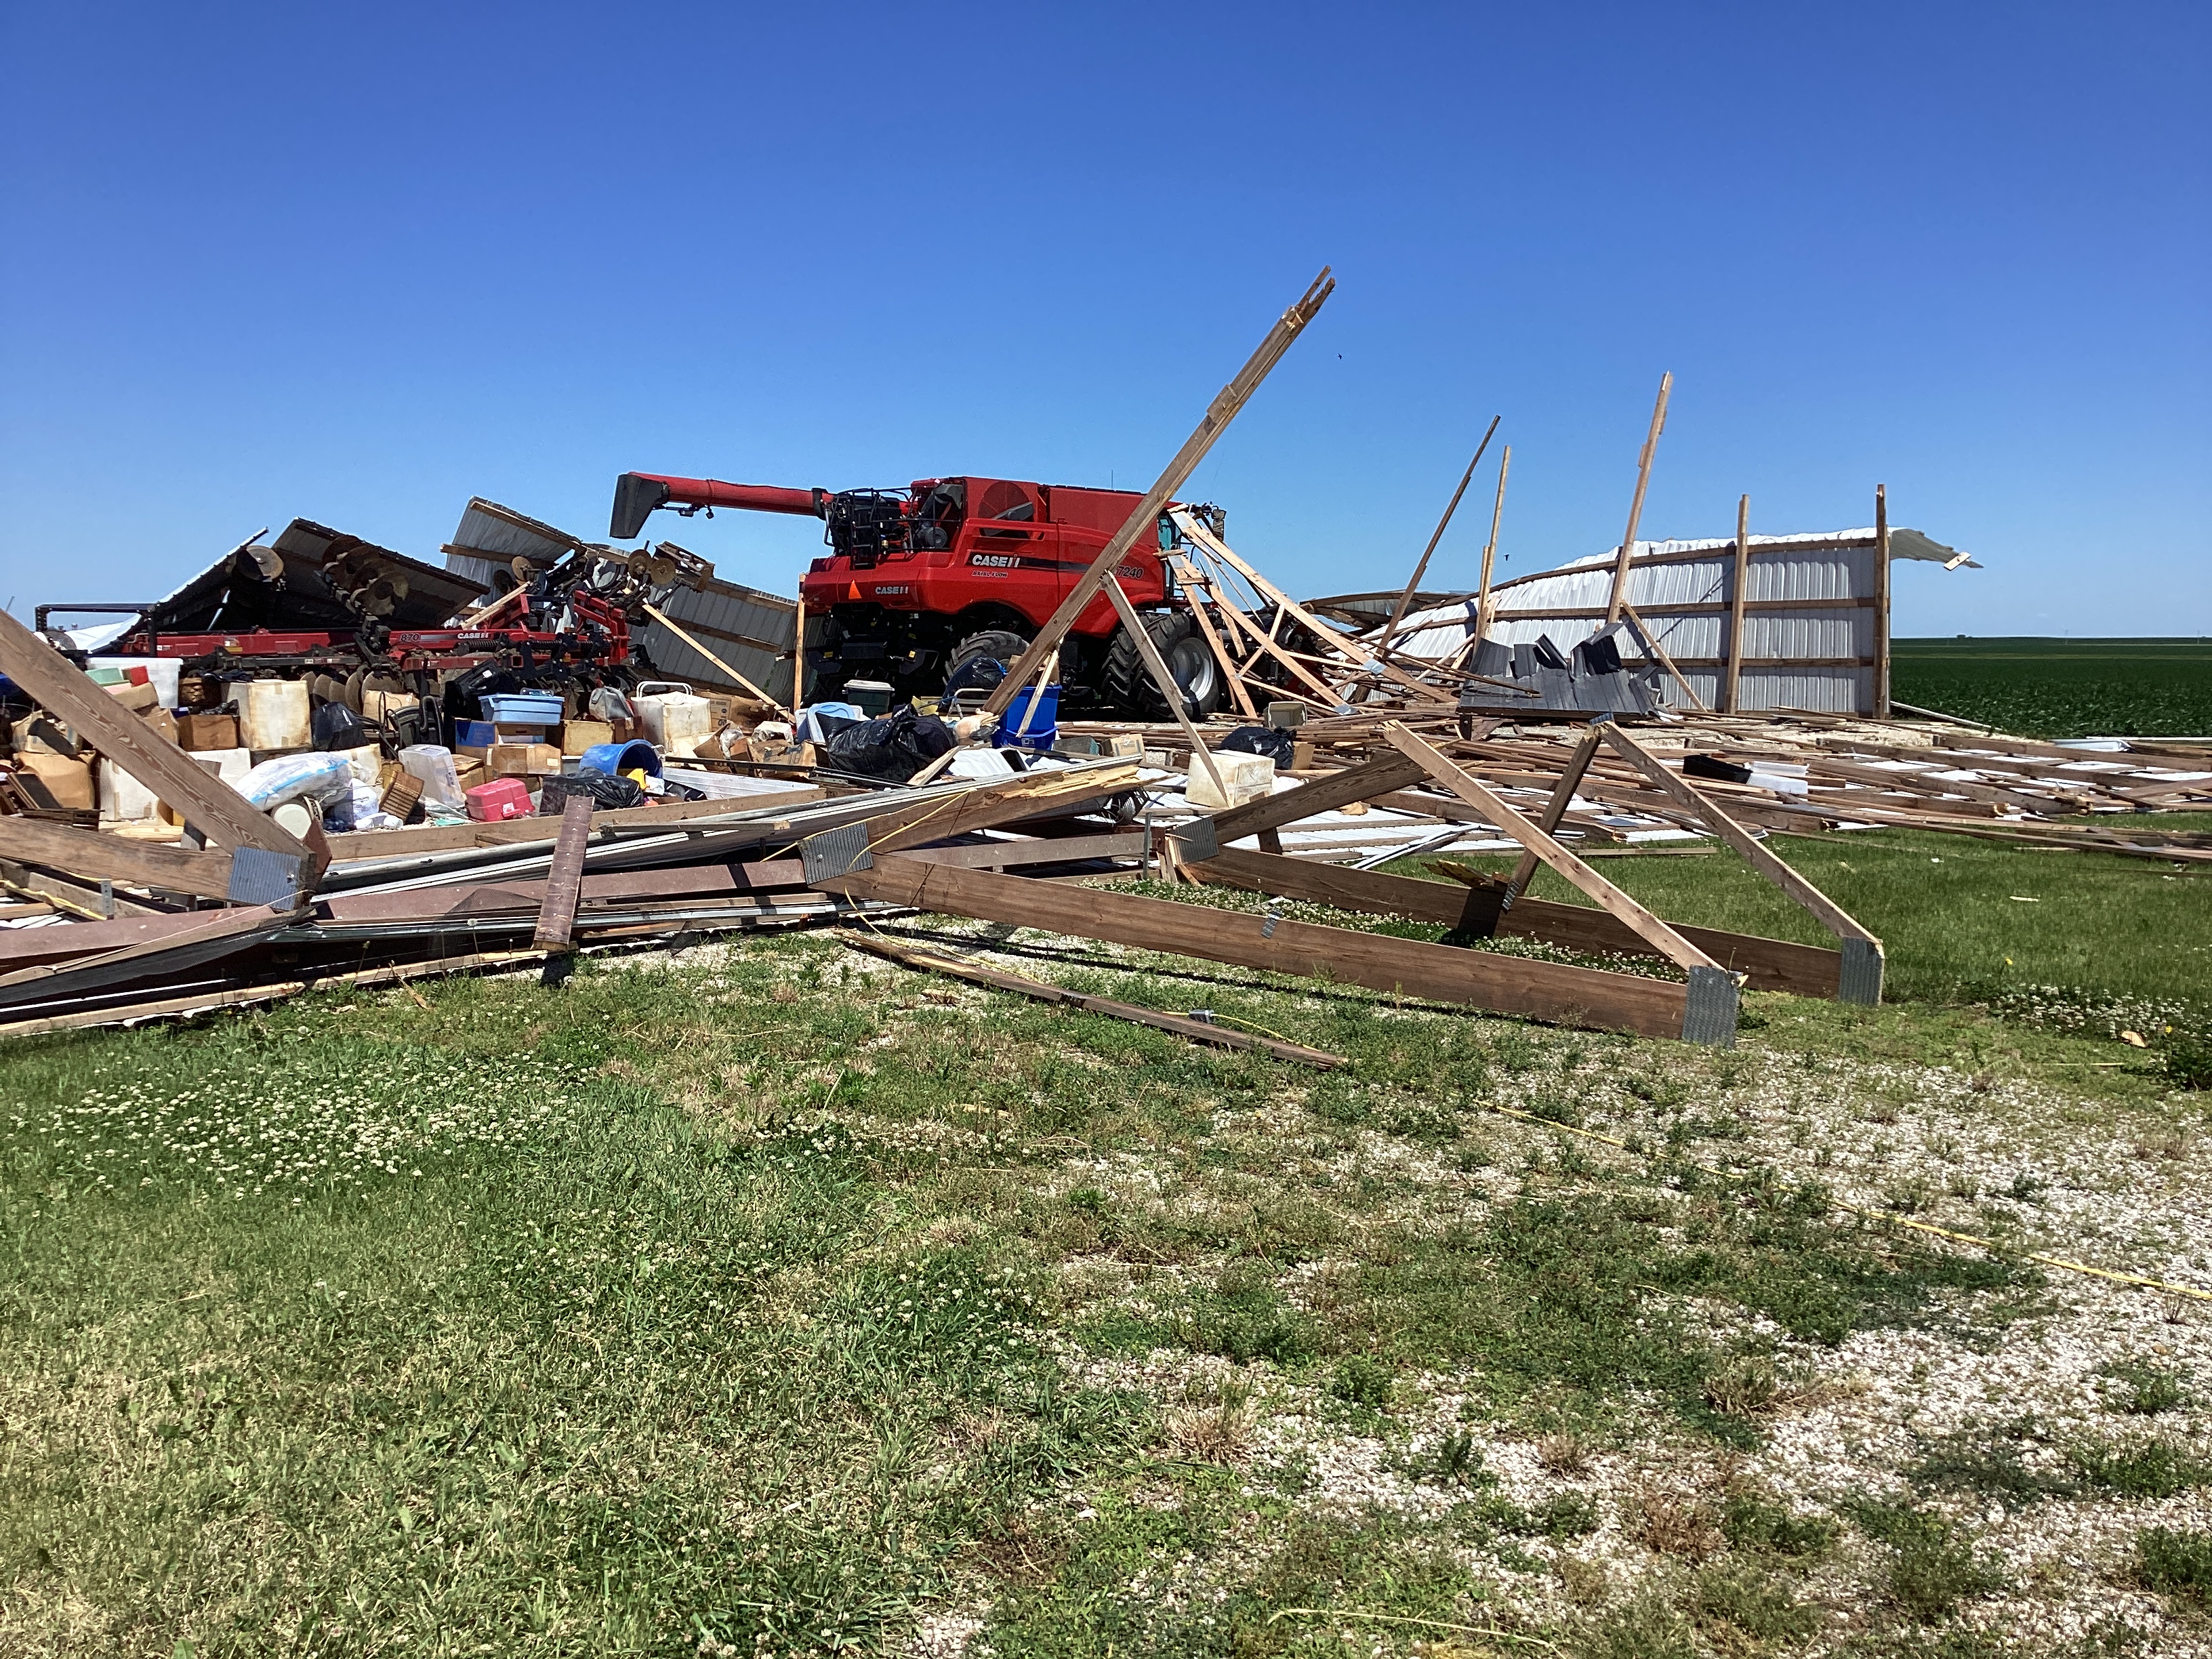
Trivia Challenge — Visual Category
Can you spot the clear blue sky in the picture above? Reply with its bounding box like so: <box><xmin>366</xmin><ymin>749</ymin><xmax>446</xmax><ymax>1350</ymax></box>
<box><xmin>3</xmin><ymin>2</ymin><xmax>2205</xmax><ymax>637</ymax></box>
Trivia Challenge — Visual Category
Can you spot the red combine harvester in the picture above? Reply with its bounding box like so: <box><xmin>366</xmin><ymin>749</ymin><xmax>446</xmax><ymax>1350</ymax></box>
<box><xmin>610</xmin><ymin>471</ymin><xmax>1229</xmax><ymax>716</ymax></box>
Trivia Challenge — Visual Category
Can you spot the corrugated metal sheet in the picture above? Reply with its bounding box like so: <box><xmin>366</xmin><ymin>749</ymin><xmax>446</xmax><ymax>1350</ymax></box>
<box><xmin>1383</xmin><ymin>528</ymin><xmax>1970</xmax><ymax>716</ymax></box>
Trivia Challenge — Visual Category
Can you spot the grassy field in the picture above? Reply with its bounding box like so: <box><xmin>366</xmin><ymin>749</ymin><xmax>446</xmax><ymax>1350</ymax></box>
<box><xmin>1890</xmin><ymin>638</ymin><xmax>2212</xmax><ymax>739</ymax></box>
<box><xmin>5</xmin><ymin>829</ymin><xmax>2212</xmax><ymax>1656</ymax></box>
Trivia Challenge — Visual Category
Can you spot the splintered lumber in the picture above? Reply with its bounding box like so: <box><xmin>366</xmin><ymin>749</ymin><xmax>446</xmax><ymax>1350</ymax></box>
<box><xmin>531</xmin><ymin>797</ymin><xmax>594</xmax><ymax>951</ymax></box>
<box><xmin>1183</xmin><ymin>844</ymin><xmax>1845</xmax><ymax>999</ymax></box>
<box><xmin>0</xmin><ymin>605</ymin><xmax>306</xmax><ymax>859</ymax></box>
<box><xmin>322</xmin><ymin>860</ymin><xmax>811</xmax><ymax>925</ymax></box>
<box><xmin>863</xmin><ymin>760</ymin><xmax>1141</xmax><ymax>854</ymax></box>
<box><xmin>1605</xmin><ymin>372</ymin><xmax>1673</xmax><ymax>626</ymax></box>
<box><xmin>1378</xmin><ymin>415</ymin><xmax>1500</xmax><ymax>653</ymax></box>
<box><xmin>983</xmin><ymin>268</ymin><xmax>1336</xmax><ymax>717</ymax></box>
<box><xmin>823</xmin><ymin>853</ymin><xmax>1717</xmax><ymax>1042</ymax></box>
<box><xmin>837</xmin><ymin>929</ymin><xmax>1346</xmax><ymax>1067</ymax></box>
<box><xmin>1472</xmin><ymin>443</ymin><xmax>1511</xmax><ymax>645</ymax></box>
<box><xmin>0</xmin><ymin>815</ymin><xmax>238</xmax><ymax>904</ymax></box>
<box><xmin>1380</xmin><ymin>722</ymin><xmax>1724</xmax><ymax>978</ymax></box>
<box><xmin>1723</xmin><ymin>495</ymin><xmax>1750</xmax><ymax>714</ymax></box>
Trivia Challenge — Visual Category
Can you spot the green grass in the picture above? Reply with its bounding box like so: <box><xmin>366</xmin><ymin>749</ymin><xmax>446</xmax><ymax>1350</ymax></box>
<box><xmin>1891</xmin><ymin>636</ymin><xmax>2212</xmax><ymax>739</ymax></box>
<box><xmin>4</xmin><ymin>924</ymin><xmax>2138</xmax><ymax>1656</ymax></box>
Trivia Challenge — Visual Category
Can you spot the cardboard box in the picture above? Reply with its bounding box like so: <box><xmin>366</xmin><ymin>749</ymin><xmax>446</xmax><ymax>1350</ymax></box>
<box><xmin>489</xmin><ymin>742</ymin><xmax>562</xmax><ymax>778</ymax></box>
<box><xmin>452</xmin><ymin>754</ymin><xmax>487</xmax><ymax>792</ymax></box>
<box><xmin>177</xmin><ymin>712</ymin><xmax>239</xmax><ymax>751</ymax></box>
<box><xmin>14</xmin><ymin>752</ymin><xmax>95</xmax><ymax>811</ymax></box>
<box><xmin>492</xmin><ymin>722</ymin><xmax>553</xmax><ymax>745</ymax></box>
<box><xmin>104</xmin><ymin>679</ymin><xmax>161</xmax><ymax>714</ymax></box>
<box><xmin>560</xmin><ymin>719</ymin><xmax>613</xmax><ymax>756</ymax></box>
<box><xmin>140</xmin><ymin>708</ymin><xmax>178</xmax><ymax>746</ymax></box>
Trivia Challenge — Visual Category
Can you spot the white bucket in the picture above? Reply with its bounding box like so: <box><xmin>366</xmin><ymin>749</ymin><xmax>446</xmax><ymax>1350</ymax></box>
<box><xmin>235</xmin><ymin>680</ymin><xmax>310</xmax><ymax>751</ymax></box>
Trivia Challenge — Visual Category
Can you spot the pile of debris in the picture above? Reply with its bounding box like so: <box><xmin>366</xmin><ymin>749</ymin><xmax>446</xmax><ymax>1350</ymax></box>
<box><xmin>3</xmin><ymin>267</ymin><xmax>2205</xmax><ymax>1057</ymax></box>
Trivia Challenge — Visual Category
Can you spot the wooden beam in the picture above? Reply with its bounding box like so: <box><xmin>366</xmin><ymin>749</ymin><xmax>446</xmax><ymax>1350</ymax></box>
<box><xmin>1620</xmin><ymin>601</ymin><xmax>1711</xmax><ymax>713</ymax></box>
<box><xmin>0</xmin><ymin>606</ymin><xmax>305</xmax><ymax>857</ymax></box>
<box><xmin>0</xmin><ymin>901</ymin><xmax>298</xmax><ymax>1010</ymax></box>
<box><xmin>1872</xmin><ymin>483</ymin><xmax>1892</xmax><ymax>718</ymax></box>
<box><xmin>1475</xmin><ymin>442</ymin><xmax>1511</xmax><ymax>643</ymax></box>
<box><xmin>1723</xmin><ymin>493</ymin><xmax>1750</xmax><ymax>714</ymax></box>
<box><xmin>1604</xmin><ymin>372</ymin><xmax>1673</xmax><ymax>626</ymax></box>
<box><xmin>983</xmin><ymin>269</ymin><xmax>1336</xmax><ymax>716</ymax></box>
<box><xmin>793</xmin><ymin>592</ymin><xmax>808</xmax><ymax>710</ymax></box>
<box><xmin>323</xmin><ymin>784</ymin><xmax>827</xmax><ymax>861</ymax></box>
<box><xmin>1379</xmin><ymin>722</ymin><xmax>1723</xmax><ymax>977</ymax></box>
<box><xmin>0</xmin><ymin>815</ymin><xmax>238</xmax><ymax>903</ymax></box>
<box><xmin>1185</xmin><ymin>844</ymin><xmax>1845</xmax><ymax>999</ymax></box>
<box><xmin>1104</xmin><ymin>575</ymin><xmax>1227</xmax><ymax>798</ymax></box>
<box><xmin>825</xmin><ymin>852</ymin><xmax>1696</xmax><ymax>1039</ymax></box>
<box><xmin>903</xmin><ymin>831</ymin><xmax>1145</xmax><ymax>870</ymax></box>
<box><xmin>1163</xmin><ymin>554</ymin><xmax>1258</xmax><ymax>722</ymax></box>
<box><xmin>643</xmin><ymin>602</ymin><xmax>787</xmax><ymax>712</ymax></box>
<box><xmin>1505</xmin><ymin>724</ymin><xmax>1605</xmax><ymax>901</ymax></box>
<box><xmin>1200</xmin><ymin>752</ymin><xmax>1432</xmax><ymax>844</ymax></box>
<box><xmin>837</xmin><ymin>928</ymin><xmax>1346</xmax><ymax>1067</ymax></box>
<box><xmin>1378</xmin><ymin>415</ymin><xmax>1499</xmax><ymax>653</ymax></box>
<box><xmin>531</xmin><ymin>797</ymin><xmax>594</xmax><ymax>951</ymax></box>
<box><xmin>1599</xmin><ymin>726</ymin><xmax>1878</xmax><ymax>946</ymax></box>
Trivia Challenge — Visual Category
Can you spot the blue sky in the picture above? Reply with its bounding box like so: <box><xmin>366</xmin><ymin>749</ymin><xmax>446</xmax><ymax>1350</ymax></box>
<box><xmin>3</xmin><ymin>2</ymin><xmax>2205</xmax><ymax>636</ymax></box>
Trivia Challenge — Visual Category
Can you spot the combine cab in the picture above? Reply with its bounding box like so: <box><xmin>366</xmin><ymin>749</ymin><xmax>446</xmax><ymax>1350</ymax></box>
<box><xmin>611</xmin><ymin>470</ymin><xmax>1227</xmax><ymax>716</ymax></box>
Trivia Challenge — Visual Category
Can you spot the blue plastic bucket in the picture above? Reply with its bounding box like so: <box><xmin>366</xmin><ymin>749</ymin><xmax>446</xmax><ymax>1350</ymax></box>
<box><xmin>994</xmin><ymin>683</ymin><xmax>1061</xmax><ymax>752</ymax></box>
<box><xmin>579</xmin><ymin>739</ymin><xmax>662</xmax><ymax>779</ymax></box>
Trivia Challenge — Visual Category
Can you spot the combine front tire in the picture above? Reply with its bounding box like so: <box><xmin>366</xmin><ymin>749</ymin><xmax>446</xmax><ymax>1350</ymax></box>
<box><xmin>1101</xmin><ymin>613</ymin><xmax>1224</xmax><ymax>720</ymax></box>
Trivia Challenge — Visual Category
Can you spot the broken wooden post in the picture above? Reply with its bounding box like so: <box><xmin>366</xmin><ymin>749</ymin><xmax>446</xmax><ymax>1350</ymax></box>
<box><xmin>532</xmin><ymin>796</ymin><xmax>595</xmax><ymax>954</ymax></box>
<box><xmin>1873</xmin><ymin>483</ymin><xmax>1892</xmax><ymax>719</ymax></box>
<box><xmin>643</xmin><ymin>602</ymin><xmax>788</xmax><ymax>713</ymax></box>
<box><xmin>1104</xmin><ymin>575</ymin><xmax>1228</xmax><ymax>800</ymax></box>
<box><xmin>1603</xmin><ymin>372</ymin><xmax>1673</xmax><ymax>626</ymax></box>
<box><xmin>1378</xmin><ymin>415</ymin><xmax>1500</xmax><ymax>655</ymax></box>
<box><xmin>983</xmin><ymin>268</ymin><xmax>1336</xmax><ymax>718</ymax></box>
<box><xmin>1474</xmin><ymin>442</ymin><xmax>1511</xmax><ymax>644</ymax></box>
<box><xmin>1502</xmin><ymin>724</ymin><xmax>1607</xmax><ymax>905</ymax></box>
<box><xmin>1722</xmin><ymin>494</ymin><xmax>1750</xmax><ymax>714</ymax></box>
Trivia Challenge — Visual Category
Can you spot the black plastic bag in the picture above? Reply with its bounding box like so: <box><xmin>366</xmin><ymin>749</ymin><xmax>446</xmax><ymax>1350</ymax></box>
<box><xmin>538</xmin><ymin>772</ymin><xmax>646</xmax><ymax>814</ymax></box>
<box><xmin>823</xmin><ymin>705</ymin><xmax>957</xmax><ymax>781</ymax></box>
<box><xmin>1217</xmin><ymin>724</ymin><xmax>1296</xmax><ymax>767</ymax></box>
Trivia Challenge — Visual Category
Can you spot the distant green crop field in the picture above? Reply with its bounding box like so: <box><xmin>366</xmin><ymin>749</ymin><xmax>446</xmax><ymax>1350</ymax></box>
<box><xmin>1891</xmin><ymin>636</ymin><xmax>2212</xmax><ymax>738</ymax></box>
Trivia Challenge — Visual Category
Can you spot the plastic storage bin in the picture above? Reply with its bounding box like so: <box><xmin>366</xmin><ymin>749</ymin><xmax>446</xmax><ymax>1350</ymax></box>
<box><xmin>633</xmin><ymin>682</ymin><xmax>712</xmax><ymax>757</ymax></box>
<box><xmin>398</xmin><ymin>744</ymin><xmax>464</xmax><ymax>809</ymax></box>
<box><xmin>483</xmin><ymin>692</ymin><xmax>566</xmax><ymax>725</ymax></box>
<box><xmin>1185</xmin><ymin>750</ymin><xmax>1275</xmax><ymax>810</ymax></box>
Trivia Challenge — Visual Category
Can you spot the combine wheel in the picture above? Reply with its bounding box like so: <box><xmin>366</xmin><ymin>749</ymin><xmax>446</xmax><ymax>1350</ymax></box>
<box><xmin>1101</xmin><ymin>613</ymin><xmax>1224</xmax><ymax>720</ymax></box>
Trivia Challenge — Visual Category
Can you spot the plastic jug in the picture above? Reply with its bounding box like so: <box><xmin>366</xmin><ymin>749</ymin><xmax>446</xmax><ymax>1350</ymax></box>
<box><xmin>632</xmin><ymin>681</ymin><xmax>712</xmax><ymax>758</ymax></box>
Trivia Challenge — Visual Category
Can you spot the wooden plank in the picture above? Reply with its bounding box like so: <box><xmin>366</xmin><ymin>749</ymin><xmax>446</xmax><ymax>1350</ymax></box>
<box><xmin>0</xmin><ymin>606</ymin><xmax>304</xmax><ymax>857</ymax></box>
<box><xmin>642</xmin><ymin>602</ymin><xmax>787</xmax><ymax>712</ymax></box>
<box><xmin>983</xmin><ymin>268</ymin><xmax>1336</xmax><ymax>716</ymax></box>
<box><xmin>323</xmin><ymin>783</ymin><xmax>826</xmax><ymax>861</ymax></box>
<box><xmin>1105</xmin><ymin>574</ymin><xmax>1227</xmax><ymax>797</ymax></box>
<box><xmin>1507</xmin><ymin>725</ymin><xmax>1605</xmax><ymax>899</ymax></box>
<box><xmin>1620</xmin><ymin>601</ymin><xmax>1711</xmax><ymax>713</ymax></box>
<box><xmin>825</xmin><ymin>853</ymin><xmax>1694</xmax><ymax>1039</ymax></box>
<box><xmin>532</xmin><ymin>797</ymin><xmax>594</xmax><ymax>951</ymax></box>
<box><xmin>1163</xmin><ymin>554</ymin><xmax>1258</xmax><ymax>722</ymax></box>
<box><xmin>903</xmin><ymin>831</ymin><xmax>1146</xmax><ymax>869</ymax></box>
<box><xmin>322</xmin><ymin>859</ymin><xmax>812</xmax><ymax>925</ymax></box>
<box><xmin>1378</xmin><ymin>416</ymin><xmax>1499</xmax><ymax>652</ymax></box>
<box><xmin>1805</xmin><ymin>756</ymin><xmax>2071</xmax><ymax>815</ymax></box>
<box><xmin>1202</xmin><ymin>753</ymin><xmax>1432</xmax><ymax>844</ymax></box>
<box><xmin>1186</xmin><ymin>844</ymin><xmax>1845</xmax><ymax>999</ymax></box>
<box><xmin>0</xmin><ymin>907</ymin><xmax>241</xmax><ymax>970</ymax></box>
<box><xmin>1491</xmin><ymin>596</ymin><xmax>1875</xmax><ymax>622</ymax></box>
<box><xmin>1872</xmin><ymin>483</ymin><xmax>1891</xmax><ymax>719</ymax></box>
<box><xmin>1604</xmin><ymin>373</ymin><xmax>1673</xmax><ymax>625</ymax></box>
<box><xmin>1723</xmin><ymin>493</ymin><xmax>1750</xmax><ymax>714</ymax></box>
<box><xmin>1380</xmin><ymin>722</ymin><xmax>1723</xmax><ymax>976</ymax></box>
<box><xmin>1599</xmin><ymin>726</ymin><xmax>1879</xmax><ymax>946</ymax></box>
<box><xmin>0</xmin><ymin>815</ymin><xmax>238</xmax><ymax>903</ymax></box>
<box><xmin>837</xmin><ymin>929</ymin><xmax>1347</xmax><ymax>1067</ymax></box>
<box><xmin>1475</xmin><ymin>442</ymin><xmax>1511</xmax><ymax>643</ymax></box>
<box><xmin>867</xmin><ymin>762</ymin><xmax>1142</xmax><ymax>855</ymax></box>
<box><xmin>0</xmin><ymin>855</ymin><xmax>173</xmax><ymax>918</ymax></box>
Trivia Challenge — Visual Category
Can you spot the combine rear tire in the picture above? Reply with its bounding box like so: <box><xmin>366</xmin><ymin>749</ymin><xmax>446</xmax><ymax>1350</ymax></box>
<box><xmin>1101</xmin><ymin>613</ymin><xmax>1225</xmax><ymax>720</ymax></box>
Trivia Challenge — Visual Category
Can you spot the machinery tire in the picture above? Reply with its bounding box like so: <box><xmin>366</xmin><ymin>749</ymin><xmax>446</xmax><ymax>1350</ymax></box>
<box><xmin>944</xmin><ymin>628</ymin><xmax>1032</xmax><ymax>697</ymax></box>
<box><xmin>804</xmin><ymin>615</ymin><xmax>848</xmax><ymax>705</ymax></box>
<box><xmin>1101</xmin><ymin>612</ymin><xmax>1225</xmax><ymax>720</ymax></box>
